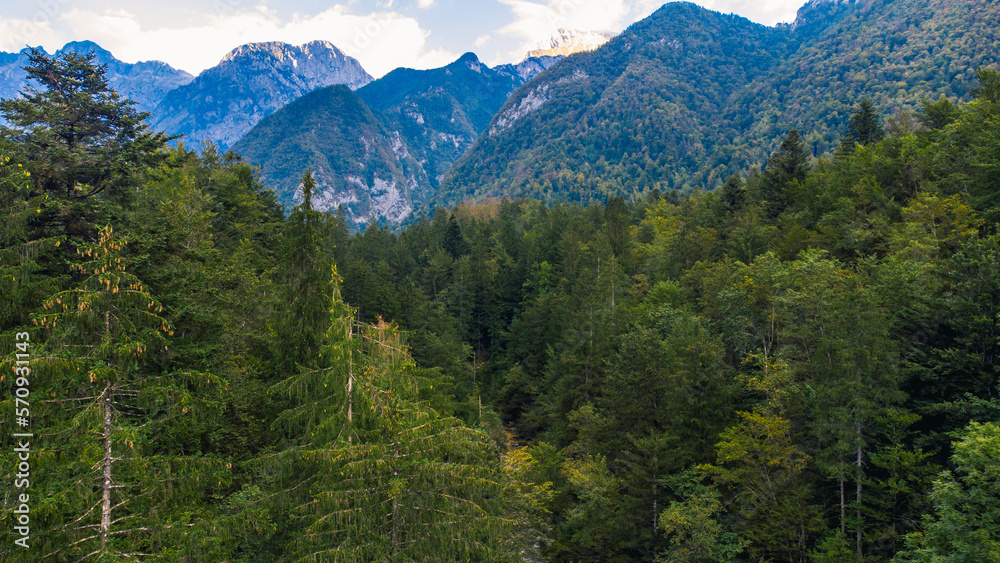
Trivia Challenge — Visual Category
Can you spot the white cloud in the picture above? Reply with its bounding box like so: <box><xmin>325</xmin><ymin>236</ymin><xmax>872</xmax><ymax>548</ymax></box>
<box><xmin>686</xmin><ymin>0</ymin><xmax>800</xmax><ymax>26</ymax></box>
<box><xmin>43</xmin><ymin>5</ymin><xmax>455</xmax><ymax>78</ymax></box>
<box><xmin>490</xmin><ymin>0</ymin><xmax>803</xmax><ymax>64</ymax></box>
<box><xmin>0</xmin><ymin>16</ymin><xmax>63</xmax><ymax>52</ymax></box>
<box><xmin>3</xmin><ymin>1</ymin><xmax>807</xmax><ymax>78</ymax></box>
<box><xmin>496</xmin><ymin>0</ymin><xmax>631</xmax><ymax>62</ymax></box>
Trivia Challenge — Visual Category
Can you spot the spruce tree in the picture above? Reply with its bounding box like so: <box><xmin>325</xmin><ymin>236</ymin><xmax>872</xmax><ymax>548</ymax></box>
<box><xmin>260</xmin><ymin>272</ymin><xmax>535</xmax><ymax>561</ymax></box>
<box><xmin>0</xmin><ymin>226</ymin><xmax>227</xmax><ymax>561</ymax></box>
<box><xmin>273</xmin><ymin>170</ymin><xmax>335</xmax><ymax>374</ymax></box>
<box><xmin>719</xmin><ymin>174</ymin><xmax>746</xmax><ymax>213</ymax></box>
<box><xmin>758</xmin><ymin>129</ymin><xmax>811</xmax><ymax>217</ymax></box>
<box><xmin>0</xmin><ymin>49</ymin><xmax>170</xmax><ymax>243</ymax></box>
<box><xmin>839</xmin><ymin>98</ymin><xmax>885</xmax><ymax>154</ymax></box>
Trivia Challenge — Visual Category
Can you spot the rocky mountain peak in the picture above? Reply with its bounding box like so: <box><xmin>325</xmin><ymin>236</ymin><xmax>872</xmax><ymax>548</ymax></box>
<box><xmin>151</xmin><ymin>40</ymin><xmax>373</xmax><ymax>148</ymax></box>
<box><xmin>221</xmin><ymin>40</ymin><xmax>347</xmax><ymax>62</ymax></box>
<box><xmin>455</xmin><ymin>52</ymin><xmax>486</xmax><ymax>73</ymax></box>
<box><xmin>792</xmin><ymin>0</ymin><xmax>860</xmax><ymax>34</ymax></box>
<box><xmin>521</xmin><ymin>28</ymin><xmax>615</xmax><ymax>61</ymax></box>
<box><xmin>222</xmin><ymin>41</ymin><xmax>304</xmax><ymax>62</ymax></box>
<box><xmin>0</xmin><ymin>42</ymin><xmax>192</xmax><ymax>114</ymax></box>
<box><xmin>59</xmin><ymin>40</ymin><xmax>114</xmax><ymax>59</ymax></box>
<box><xmin>300</xmin><ymin>39</ymin><xmax>345</xmax><ymax>55</ymax></box>
<box><xmin>213</xmin><ymin>40</ymin><xmax>369</xmax><ymax>89</ymax></box>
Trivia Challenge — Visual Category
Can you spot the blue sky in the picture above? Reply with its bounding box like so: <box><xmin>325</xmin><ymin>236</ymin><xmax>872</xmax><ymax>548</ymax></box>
<box><xmin>0</xmin><ymin>0</ymin><xmax>807</xmax><ymax>77</ymax></box>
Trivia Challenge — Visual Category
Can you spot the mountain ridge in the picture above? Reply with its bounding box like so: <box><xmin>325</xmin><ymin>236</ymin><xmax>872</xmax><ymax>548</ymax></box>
<box><xmin>522</xmin><ymin>28</ymin><xmax>616</xmax><ymax>60</ymax></box>
<box><xmin>150</xmin><ymin>40</ymin><xmax>373</xmax><ymax>148</ymax></box>
<box><xmin>0</xmin><ymin>41</ymin><xmax>193</xmax><ymax>114</ymax></box>
<box><xmin>436</xmin><ymin>0</ymin><xmax>1000</xmax><ymax>208</ymax></box>
<box><xmin>232</xmin><ymin>51</ymin><xmax>564</xmax><ymax>223</ymax></box>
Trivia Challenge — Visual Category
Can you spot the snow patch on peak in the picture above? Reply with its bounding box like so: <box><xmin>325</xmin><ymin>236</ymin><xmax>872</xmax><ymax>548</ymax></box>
<box><xmin>521</xmin><ymin>29</ymin><xmax>615</xmax><ymax>61</ymax></box>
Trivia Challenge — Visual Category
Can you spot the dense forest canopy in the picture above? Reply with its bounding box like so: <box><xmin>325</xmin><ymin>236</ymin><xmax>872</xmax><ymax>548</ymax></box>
<box><xmin>2</xmin><ymin>41</ymin><xmax>1000</xmax><ymax>563</ymax></box>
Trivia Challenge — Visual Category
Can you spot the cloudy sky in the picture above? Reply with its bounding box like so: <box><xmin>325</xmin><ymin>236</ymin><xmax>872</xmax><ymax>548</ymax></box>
<box><xmin>0</xmin><ymin>0</ymin><xmax>807</xmax><ymax>78</ymax></box>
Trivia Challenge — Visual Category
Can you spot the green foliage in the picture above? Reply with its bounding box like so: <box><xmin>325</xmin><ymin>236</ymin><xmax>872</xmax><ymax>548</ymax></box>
<box><xmin>896</xmin><ymin>422</ymin><xmax>1000</xmax><ymax>562</ymax></box>
<box><xmin>3</xmin><ymin>28</ymin><xmax>1000</xmax><ymax>563</ymax></box>
<box><xmin>0</xmin><ymin>148</ymin><xmax>64</xmax><ymax>335</ymax></box>
<box><xmin>0</xmin><ymin>49</ymin><xmax>169</xmax><ymax>240</ymax></box>
<box><xmin>917</xmin><ymin>96</ymin><xmax>961</xmax><ymax>132</ymax></box>
<box><xmin>258</xmin><ymin>282</ymin><xmax>537</xmax><ymax>561</ymax></box>
<box><xmin>0</xmin><ymin>227</ymin><xmax>227</xmax><ymax>561</ymax></box>
<box><xmin>657</xmin><ymin>472</ymin><xmax>746</xmax><ymax>562</ymax></box>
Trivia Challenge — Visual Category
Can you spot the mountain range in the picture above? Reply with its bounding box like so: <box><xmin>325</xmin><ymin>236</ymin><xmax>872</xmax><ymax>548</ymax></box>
<box><xmin>2</xmin><ymin>0</ymin><xmax>998</xmax><ymax>225</ymax></box>
<box><xmin>0</xmin><ymin>32</ymin><xmax>573</xmax><ymax>223</ymax></box>
<box><xmin>230</xmin><ymin>0</ymin><xmax>1000</xmax><ymax>224</ymax></box>
<box><xmin>0</xmin><ymin>39</ymin><xmax>371</xmax><ymax>149</ymax></box>
<box><xmin>151</xmin><ymin>41</ymin><xmax>372</xmax><ymax>149</ymax></box>
<box><xmin>231</xmin><ymin>52</ymin><xmax>562</xmax><ymax>224</ymax></box>
<box><xmin>437</xmin><ymin>0</ymin><xmax>1000</xmax><ymax>206</ymax></box>
<box><xmin>0</xmin><ymin>40</ymin><xmax>193</xmax><ymax>114</ymax></box>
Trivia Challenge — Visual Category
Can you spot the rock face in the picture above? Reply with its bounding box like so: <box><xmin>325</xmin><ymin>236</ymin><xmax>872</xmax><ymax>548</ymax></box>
<box><xmin>494</xmin><ymin>55</ymin><xmax>563</xmax><ymax>82</ymax></box>
<box><xmin>231</xmin><ymin>85</ymin><xmax>420</xmax><ymax>225</ymax></box>
<box><xmin>0</xmin><ymin>41</ymin><xmax>193</xmax><ymax>114</ymax></box>
<box><xmin>791</xmin><ymin>0</ymin><xmax>859</xmax><ymax>35</ymax></box>
<box><xmin>150</xmin><ymin>40</ymin><xmax>373</xmax><ymax>149</ymax></box>
<box><xmin>233</xmin><ymin>52</ymin><xmax>565</xmax><ymax>225</ymax></box>
<box><xmin>522</xmin><ymin>29</ymin><xmax>616</xmax><ymax>60</ymax></box>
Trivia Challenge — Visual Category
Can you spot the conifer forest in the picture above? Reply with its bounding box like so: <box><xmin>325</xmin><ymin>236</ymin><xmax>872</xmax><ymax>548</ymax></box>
<box><xmin>3</xmin><ymin>18</ymin><xmax>1000</xmax><ymax>563</ymax></box>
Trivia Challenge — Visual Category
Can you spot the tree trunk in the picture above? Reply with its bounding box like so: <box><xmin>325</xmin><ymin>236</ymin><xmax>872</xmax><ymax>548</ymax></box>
<box><xmin>856</xmin><ymin>422</ymin><xmax>863</xmax><ymax>557</ymax></box>
<box><xmin>347</xmin><ymin>321</ymin><xmax>353</xmax><ymax>426</ymax></box>
<box><xmin>391</xmin><ymin>444</ymin><xmax>401</xmax><ymax>555</ymax></box>
<box><xmin>840</xmin><ymin>475</ymin><xmax>846</xmax><ymax>535</ymax></box>
<box><xmin>101</xmin><ymin>381</ymin><xmax>112</xmax><ymax>552</ymax></box>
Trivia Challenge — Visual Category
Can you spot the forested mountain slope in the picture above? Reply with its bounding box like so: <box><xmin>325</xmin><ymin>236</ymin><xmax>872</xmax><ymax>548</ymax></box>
<box><xmin>232</xmin><ymin>52</ymin><xmax>561</xmax><ymax>223</ymax></box>
<box><xmin>357</xmin><ymin>53</ymin><xmax>556</xmax><ymax>187</ymax></box>
<box><xmin>231</xmin><ymin>85</ymin><xmax>423</xmax><ymax>224</ymax></box>
<box><xmin>438</xmin><ymin>0</ymin><xmax>1000</xmax><ymax>206</ymax></box>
